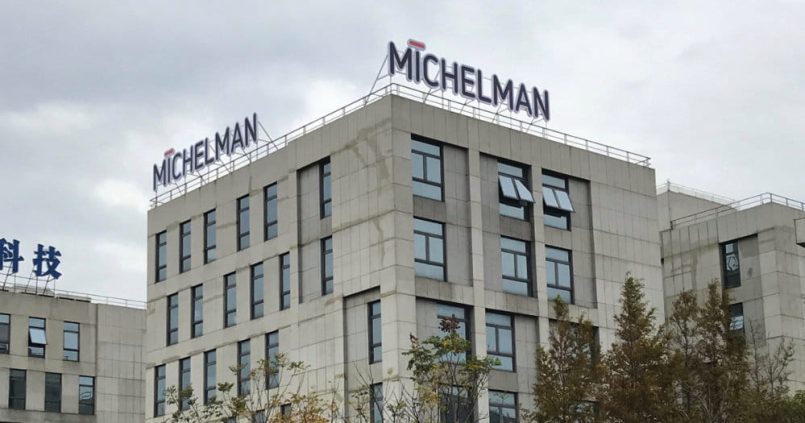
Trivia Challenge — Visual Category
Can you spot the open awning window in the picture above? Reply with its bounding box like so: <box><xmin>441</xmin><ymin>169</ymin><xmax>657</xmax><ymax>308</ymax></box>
<box><xmin>29</xmin><ymin>327</ymin><xmax>47</xmax><ymax>345</ymax></box>
<box><xmin>498</xmin><ymin>175</ymin><xmax>535</xmax><ymax>204</ymax></box>
<box><xmin>543</xmin><ymin>187</ymin><xmax>574</xmax><ymax>212</ymax></box>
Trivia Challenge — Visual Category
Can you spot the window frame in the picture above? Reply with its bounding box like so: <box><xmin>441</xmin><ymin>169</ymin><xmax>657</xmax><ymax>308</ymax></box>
<box><xmin>9</xmin><ymin>368</ymin><xmax>26</xmax><ymax>410</ymax></box>
<box><xmin>729</xmin><ymin>302</ymin><xmax>745</xmax><ymax>333</ymax></box>
<box><xmin>546</xmin><ymin>246</ymin><xmax>574</xmax><ymax>304</ymax></box>
<box><xmin>411</xmin><ymin>135</ymin><xmax>444</xmax><ymax>202</ymax></box>
<box><xmin>224</xmin><ymin>273</ymin><xmax>237</xmax><ymax>328</ymax></box>
<box><xmin>78</xmin><ymin>376</ymin><xmax>95</xmax><ymax>415</ymax></box>
<box><xmin>542</xmin><ymin>171</ymin><xmax>574</xmax><ymax>230</ymax></box>
<box><xmin>44</xmin><ymin>372</ymin><xmax>61</xmax><ymax>413</ymax></box>
<box><xmin>191</xmin><ymin>285</ymin><xmax>203</xmax><ymax>338</ymax></box>
<box><xmin>498</xmin><ymin>160</ymin><xmax>533</xmax><ymax>220</ymax></box>
<box><xmin>500</xmin><ymin>236</ymin><xmax>531</xmax><ymax>296</ymax></box>
<box><xmin>266</xmin><ymin>331</ymin><xmax>280</xmax><ymax>389</ymax></box>
<box><xmin>0</xmin><ymin>314</ymin><xmax>9</xmax><ymax>354</ymax></box>
<box><xmin>413</xmin><ymin>217</ymin><xmax>446</xmax><ymax>281</ymax></box>
<box><xmin>368</xmin><ymin>301</ymin><xmax>382</xmax><ymax>364</ymax></box>
<box><xmin>63</xmin><ymin>321</ymin><xmax>80</xmax><ymax>361</ymax></box>
<box><xmin>179</xmin><ymin>220</ymin><xmax>191</xmax><ymax>273</ymax></box>
<box><xmin>28</xmin><ymin>317</ymin><xmax>46</xmax><ymax>358</ymax></box>
<box><xmin>280</xmin><ymin>253</ymin><xmax>291</xmax><ymax>310</ymax></box>
<box><xmin>251</xmin><ymin>263</ymin><xmax>265</xmax><ymax>319</ymax></box>
<box><xmin>155</xmin><ymin>230</ymin><xmax>167</xmax><ymax>282</ymax></box>
<box><xmin>179</xmin><ymin>357</ymin><xmax>191</xmax><ymax>411</ymax></box>
<box><xmin>204</xmin><ymin>209</ymin><xmax>217</xmax><ymax>263</ymax></box>
<box><xmin>321</xmin><ymin>237</ymin><xmax>334</xmax><ymax>295</ymax></box>
<box><xmin>721</xmin><ymin>241</ymin><xmax>741</xmax><ymax>289</ymax></box>
<box><xmin>237</xmin><ymin>195</ymin><xmax>251</xmax><ymax>251</ymax></box>
<box><xmin>320</xmin><ymin>159</ymin><xmax>332</xmax><ymax>218</ymax></box>
<box><xmin>167</xmin><ymin>293</ymin><xmax>179</xmax><ymax>346</ymax></box>
<box><xmin>370</xmin><ymin>382</ymin><xmax>384</xmax><ymax>423</ymax></box>
<box><xmin>486</xmin><ymin>312</ymin><xmax>515</xmax><ymax>372</ymax></box>
<box><xmin>489</xmin><ymin>390</ymin><xmax>518</xmax><ymax>423</ymax></box>
<box><xmin>238</xmin><ymin>339</ymin><xmax>251</xmax><ymax>396</ymax></box>
<box><xmin>204</xmin><ymin>350</ymin><xmax>217</xmax><ymax>404</ymax></box>
<box><xmin>154</xmin><ymin>364</ymin><xmax>166</xmax><ymax>417</ymax></box>
<box><xmin>264</xmin><ymin>183</ymin><xmax>278</xmax><ymax>240</ymax></box>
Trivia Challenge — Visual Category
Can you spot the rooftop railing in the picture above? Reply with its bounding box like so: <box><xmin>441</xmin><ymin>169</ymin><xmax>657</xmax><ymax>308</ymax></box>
<box><xmin>656</xmin><ymin>181</ymin><xmax>735</xmax><ymax>205</ymax></box>
<box><xmin>670</xmin><ymin>193</ymin><xmax>805</xmax><ymax>229</ymax></box>
<box><xmin>150</xmin><ymin>83</ymin><xmax>651</xmax><ymax>209</ymax></box>
<box><xmin>0</xmin><ymin>280</ymin><xmax>145</xmax><ymax>309</ymax></box>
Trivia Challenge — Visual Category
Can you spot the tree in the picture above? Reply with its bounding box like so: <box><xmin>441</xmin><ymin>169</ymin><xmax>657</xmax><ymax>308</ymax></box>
<box><xmin>781</xmin><ymin>391</ymin><xmax>805</xmax><ymax>423</ymax></box>
<box><xmin>666</xmin><ymin>289</ymin><xmax>701</xmax><ymax>421</ymax></box>
<box><xmin>745</xmin><ymin>322</ymin><xmax>795</xmax><ymax>422</ymax></box>
<box><xmin>600</xmin><ymin>275</ymin><xmax>673</xmax><ymax>423</ymax></box>
<box><xmin>528</xmin><ymin>297</ymin><xmax>602</xmax><ymax>423</ymax></box>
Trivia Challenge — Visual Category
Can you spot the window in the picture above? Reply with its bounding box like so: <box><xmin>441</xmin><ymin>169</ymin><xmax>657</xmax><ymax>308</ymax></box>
<box><xmin>322</xmin><ymin>237</ymin><xmax>333</xmax><ymax>295</ymax></box>
<box><xmin>370</xmin><ymin>383</ymin><xmax>383</xmax><ymax>423</ymax></box>
<box><xmin>280</xmin><ymin>253</ymin><xmax>291</xmax><ymax>310</ymax></box>
<box><xmin>253</xmin><ymin>410</ymin><xmax>267</xmax><ymax>423</ymax></box>
<box><xmin>167</xmin><ymin>294</ymin><xmax>179</xmax><ymax>345</ymax></box>
<box><xmin>498</xmin><ymin>161</ymin><xmax>534</xmax><ymax>220</ymax></box>
<box><xmin>440</xmin><ymin>387</ymin><xmax>473</xmax><ymax>423</ymax></box>
<box><xmin>156</xmin><ymin>230</ymin><xmax>167</xmax><ymax>282</ymax></box>
<box><xmin>78</xmin><ymin>376</ymin><xmax>94</xmax><ymax>415</ymax></box>
<box><xmin>486</xmin><ymin>312</ymin><xmax>514</xmax><ymax>371</ymax></box>
<box><xmin>237</xmin><ymin>195</ymin><xmax>251</xmax><ymax>251</ymax></box>
<box><xmin>204</xmin><ymin>350</ymin><xmax>217</xmax><ymax>404</ymax></box>
<box><xmin>281</xmin><ymin>404</ymin><xmax>291</xmax><ymax>416</ymax></box>
<box><xmin>8</xmin><ymin>369</ymin><xmax>25</xmax><ymax>410</ymax></box>
<box><xmin>266</xmin><ymin>331</ymin><xmax>279</xmax><ymax>389</ymax></box>
<box><xmin>0</xmin><ymin>314</ymin><xmax>10</xmax><ymax>354</ymax></box>
<box><xmin>251</xmin><ymin>263</ymin><xmax>264</xmax><ymax>319</ymax></box>
<box><xmin>45</xmin><ymin>372</ymin><xmax>61</xmax><ymax>412</ymax></box>
<box><xmin>729</xmin><ymin>303</ymin><xmax>744</xmax><ymax>333</ymax></box>
<box><xmin>500</xmin><ymin>237</ymin><xmax>530</xmax><ymax>296</ymax></box>
<box><xmin>192</xmin><ymin>285</ymin><xmax>203</xmax><ymax>338</ymax></box>
<box><xmin>722</xmin><ymin>241</ymin><xmax>741</xmax><ymax>288</ymax></box>
<box><xmin>264</xmin><ymin>183</ymin><xmax>278</xmax><ymax>240</ymax></box>
<box><xmin>489</xmin><ymin>391</ymin><xmax>518</xmax><ymax>423</ymax></box>
<box><xmin>179</xmin><ymin>357</ymin><xmax>191</xmax><ymax>411</ymax></box>
<box><xmin>180</xmin><ymin>220</ymin><xmax>191</xmax><ymax>273</ymax></box>
<box><xmin>546</xmin><ymin>247</ymin><xmax>573</xmax><ymax>304</ymax></box>
<box><xmin>542</xmin><ymin>173</ymin><xmax>574</xmax><ymax>230</ymax></box>
<box><xmin>369</xmin><ymin>301</ymin><xmax>382</xmax><ymax>363</ymax></box>
<box><xmin>28</xmin><ymin>317</ymin><xmax>46</xmax><ymax>358</ymax></box>
<box><xmin>238</xmin><ymin>339</ymin><xmax>251</xmax><ymax>396</ymax></box>
<box><xmin>225</xmin><ymin>273</ymin><xmax>237</xmax><ymax>327</ymax></box>
<box><xmin>154</xmin><ymin>364</ymin><xmax>166</xmax><ymax>416</ymax></box>
<box><xmin>414</xmin><ymin>217</ymin><xmax>445</xmax><ymax>280</ymax></box>
<box><xmin>411</xmin><ymin>137</ymin><xmax>443</xmax><ymax>201</ymax></box>
<box><xmin>321</xmin><ymin>159</ymin><xmax>332</xmax><ymax>218</ymax></box>
<box><xmin>63</xmin><ymin>322</ymin><xmax>79</xmax><ymax>361</ymax></box>
<box><xmin>204</xmin><ymin>209</ymin><xmax>217</xmax><ymax>263</ymax></box>
<box><xmin>437</xmin><ymin>304</ymin><xmax>469</xmax><ymax>362</ymax></box>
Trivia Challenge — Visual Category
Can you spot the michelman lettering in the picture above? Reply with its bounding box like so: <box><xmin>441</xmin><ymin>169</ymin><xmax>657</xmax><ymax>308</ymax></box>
<box><xmin>388</xmin><ymin>41</ymin><xmax>550</xmax><ymax>121</ymax></box>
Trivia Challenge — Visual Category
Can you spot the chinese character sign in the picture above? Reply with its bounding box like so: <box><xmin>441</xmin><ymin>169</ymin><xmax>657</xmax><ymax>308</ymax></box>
<box><xmin>0</xmin><ymin>238</ymin><xmax>62</xmax><ymax>280</ymax></box>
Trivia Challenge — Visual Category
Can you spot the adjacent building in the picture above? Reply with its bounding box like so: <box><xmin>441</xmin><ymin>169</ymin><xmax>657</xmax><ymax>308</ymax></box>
<box><xmin>145</xmin><ymin>85</ymin><xmax>664</xmax><ymax>421</ymax></box>
<box><xmin>0</xmin><ymin>283</ymin><xmax>146</xmax><ymax>422</ymax></box>
<box><xmin>659</xmin><ymin>183</ymin><xmax>805</xmax><ymax>389</ymax></box>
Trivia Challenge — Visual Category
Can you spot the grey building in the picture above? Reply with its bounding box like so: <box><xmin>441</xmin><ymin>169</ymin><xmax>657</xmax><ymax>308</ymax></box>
<box><xmin>146</xmin><ymin>85</ymin><xmax>663</xmax><ymax>421</ymax></box>
<box><xmin>659</xmin><ymin>183</ymin><xmax>805</xmax><ymax>389</ymax></box>
<box><xmin>0</xmin><ymin>283</ymin><xmax>146</xmax><ymax>422</ymax></box>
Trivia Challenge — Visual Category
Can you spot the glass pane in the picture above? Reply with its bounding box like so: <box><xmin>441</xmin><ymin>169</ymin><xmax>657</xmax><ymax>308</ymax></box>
<box><xmin>429</xmin><ymin>237</ymin><xmax>444</xmax><ymax>263</ymax></box>
<box><xmin>322</xmin><ymin>175</ymin><xmax>331</xmax><ymax>199</ymax></box>
<box><xmin>503</xmin><ymin>279</ymin><xmax>528</xmax><ymax>296</ymax></box>
<box><xmin>544</xmin><ymin>212</ymin><xmax>568</xmax><ymax>230</ymax></box>
<box><xmin>546</xmin><ymin>263</ymin><xmax>556</xmax><ymax>286</ymax></box>
<box><xmin>486</xmin><ymin>326</ymin><xmax>496</xmax><ymax>351</ymax></box>
<box><xmin>414</xmin><ymin>218</ymin><xmax>442</xmax><ymax>235</ymax></box>
<box><xmin>414</xmin><ymin>234</ymin><xmax>427</xmax><ymax>260</ymax></box>
<box><xmin>725</xmin><ymin>243</ymin><xmax>734</xmax><ymax>254</ymax></box>
<box><xmin>487</xmin><ymin>312</ymin><xmax>510</xmax><ymax>327</ymax></box>
<box><xmin>29</xmin><ymin>328</ymin><xmax>47</xmax><ymax>344</ymax></box>
<box><xmin>542</xmin><ymin>174</ymin><xmax>566</xmax><ymax>189</ymax></box>
<box><xmin>555</xmin><ymin>190</ymin><xmax>574</xmax><ymax>212</ymax></box>
<box><xmin>323</xmin><ymin>201</ymin><xmax>332</xmax><ymax>216</ymax></box>
<box><xmin>267</xmin><ymin>200</ymin><xmax>277</xmax><ymax>222</ymax></box>
<box><xmin>0</xmin><ymin>314</ymin><xmax>8</xmax><ymax>324</ymax></box>
<box><xmin>548</xmin><ymin>287</ymin><xmax>571</xmax><ymax>303</ymax></box>
<box><xmin>497</xmin><ymin>162</ymin><xmax>524</xmax><ymax>178</ymax></box>
<box><xmin>558</xmin><ymin>263</ymin><xmax>572</xmax><ymax>287</ymax></box>
<box><xmin>499</xmin><ymin>329</ymin><xmax>513</xmax><ymax>354</ymax></box>
<box><xmin>412</xmin><ymin>139</ymin><xmax>440</xmax><ymax>156</ymax></box>
<box><xmin>500</xmin><ymin>203</ymin><xmax>526</xmax><ymax>220</ymax></box>
<box><xmin>415</xmin><ymin>262</ymin><xmax>444</xmax><ymax>280</ymax></box>
<box><xmin>412</xmin><ymin>153</ymin><xmax>424</xmax><ymax>179</ymax></box>
<box><xmin>437</xmin><ymin>304</ymin><xmax>464</xmax><ymax>320</ymax></box>
<box><xmin>64</xmin><ymin>322</ymin><xmax>79</xmax><ymax>332</ymax></box>
<box><xmin>495</xmin><ymin>355</ymin><xmax>513</xmax><ymax>371</ymax></box>
<box><xmin>372</xmin><ymin>317</ymin><xmax>381</xmax><ymax>341</ymax></box>
<box><xmin>516</xmin><ymin>255</ymin><xmax>528</xmax><ymax>279</ymax></box>
<box><xmin>498</xmin><ymin>175</ymin><xmax>518</xmax><ymax>200</ymax></box>
<box><xmin>501</xmin><ymin>251</ymin><xmax>515</xmax><ymax>277</ymax></box>
<box><xmin>64</xmin><ymin>332</ymin><xmax>78</xmax><ymax>350</ymax></box>
<box><xmin>514</xmin><ymin>179</ymin><xmax>534</xmax><ymax>203</ymax></box>
<box><xmin>500</xmin><ymin>237</ymin><xmax>525</xmax><ymax>253</ymax></box>
<box><xmin>426</xmin><ymin>157</ymin><xmax>441</xmax><ymax>183</ymax></box>
<box><xmin>543</xmin><ymin>187</ymin><xmax>559</xmax><ymax>208</ymax></box>
<box><xmin>413</xmin><ymin>181</ymin><xmax>442</xmax><ymax>200</ymax></box>
<box><xmin>546</xmin><ymin>247</ymin><xmax>569</xmax><ymax>262</ymax></box>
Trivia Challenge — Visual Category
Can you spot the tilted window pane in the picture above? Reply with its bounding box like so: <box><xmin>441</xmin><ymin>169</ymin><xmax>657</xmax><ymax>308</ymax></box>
<box><xmin>514</xmin><ymin>179</ymin><xmax>534</xmax><ymax>203</ymax></box>
<box><xmin>543</xmin><ymin>187</ymin><xmax>559</xmax><ymax>208</ymax></box>
<box><xmin>29</xmin><ymin>328</ymin><xmax>46</xmax><ymax>345</ymax></box>
<box><xmin>554</xmin><ymin>190</ymin><xmax>574</xmax><ymax>212</ymax></box>
<box><xmin>499</xmin><ymin>175</ymin><xmax>518</xmax><ymax>200</ymax></box>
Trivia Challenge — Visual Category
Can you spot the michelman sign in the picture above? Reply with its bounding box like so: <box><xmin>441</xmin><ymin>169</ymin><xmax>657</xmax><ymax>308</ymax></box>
<box><xmin>388</xmin><ymin>40</ymin><xmax>550</xmax><ymax>121</ymax></box>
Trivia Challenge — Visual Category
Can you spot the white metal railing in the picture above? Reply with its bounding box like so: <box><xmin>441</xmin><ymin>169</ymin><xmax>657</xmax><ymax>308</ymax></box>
<box><xmin>657</xmin><ymin>181</ymin><xmax>735</xmax><ymax>205</ymax></box>
<box><xmin>0</xmin><ymin>280</ymin><xmax>145</xmax><ymax>309</ymax></box>
<box><xmin>670</xmin><ymin>193</ymin><xmax>805</xmax><ymax>229</ymax></box>
<box><xmin>150</xmin><ymin>83</ymin><xmax>652</xmax><ymax>209</ymax></box>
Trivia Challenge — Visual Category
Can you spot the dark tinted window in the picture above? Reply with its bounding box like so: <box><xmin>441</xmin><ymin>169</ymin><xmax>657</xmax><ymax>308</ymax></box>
<box><xmin>45</xmin><ymin>372</ymin><xmax>61</xmax><ymax>412</ymax></box>
<box><xmin>237</xmin><ymin>195</ymin><xmax>250</xmax><ymax>250</ymax></box>
<box><xmin>154</xmin><ymin>365</ymin><xmax>166</xmax><ymax>416</ymax></box>
<box><xmin>0</xmin><ymin>314</ymin><xmax>9</xmax><ymax>354</ymax></box>
<box><xmin>251</xmin><ymin>263</ymin><xmax>264</xmax><ymax>319</ymax></box>
<box><xmin>225</xmin><ymin>273</ymin><xmax>237</xmax><ymax>327</ymax></box>
<box><xmin>264</xmin><ymin>184</ymin><xmax>278</xmax><ymax>240</ymax></box>
<box><xmin>722</xmin><ymin>241</ymin><xmax>741</xmax><ymax>288</ymax></box>
<box><xmin>369</xmin><ymin>301</ymin><xmax>382</xmax><ymax>363</ymax></box>
<box><xmin>238</xmin><ymin>340</ymin><xmax>250</xmax><ymax>396</ymax></box>
<box><xmin>167</xmin><ymin>294</ymin><xmax>179</xmax><ymax>345</ymax></box>
<box><xmin>179</xmin><ymin>220</ymin><xmax>191</xmax><ymax>273</ymax></box>
<box><xmin>204</xmin><ymin>350</ymin><xmax>217</xmax><ymax>404</ymax></box>
<box><xmin>411</xmin><ymin>138</ymin><xmax>443</xmax><ymax>201</ymax></box>
<box><xmin>322</xmin><ymin>237</ymin><xmax>333</xmax><ymax>295</ymax></box>
<box><xmin>192</xmin><ymin>285</ymin><xmax>203</xmax><ymax>338</ymax></box>
<box><xmin>280</xmin><ymin>254</ymin><xmax>291</xmax><ymax>310</ymax></box>
<box><xmin>179</xmin><ymin>358</ymin><xmax>191</xmax><ymax>410</ymax></box>
<box><xmin>28</xmin><ymin>317</ymin><xmax>46</xmax><ymax>358</ymax></box>
<box><xmin>78</xmin><ymin>376</ymin><xmax>94</xmax><ymax>415</ymax></box>
<box><xmin>266</xmin><ymin>331</ymin><xmax>279</xmax><ymax>389</ymax></box>
<box><xmin>321</xmin><ymin>160</ymin><xmax>332</xmax><ymax>217</ymax></box>
<box><xmin>9</xmin><ymin>369</ymin><xmax>25</xmax><ymax>410</ymax></box>
<box><xmin>204</xmin><ymin>210</ymin><xmax>217</xmax><ymax>263</ymax></box>
<box><xmin>156</xmin><ymin>231</ymin><xmax>167</xmax><ymax>282</ymax></box>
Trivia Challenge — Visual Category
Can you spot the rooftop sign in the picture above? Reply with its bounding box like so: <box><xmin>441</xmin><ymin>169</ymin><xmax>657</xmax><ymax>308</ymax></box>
<box><xmin>388</xmin><ymin>40</ymin><xmax>550</xmax><ymax>121</ymax></box>
<box><xmin>152</xmin><ymin>114</ymin><xmax>258</xmax><ymax>191</ymax></box>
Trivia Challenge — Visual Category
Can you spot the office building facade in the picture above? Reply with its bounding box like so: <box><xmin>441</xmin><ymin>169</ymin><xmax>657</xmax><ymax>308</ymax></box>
<box><xmin>0</xmin><ymin>284</ymin><xmax>146</xmax><ymax>422</ymax></box>
<box><xmin>146</xmin><ymin>86</ymin><xmax>663</xmax><ymax>421</ymax></box>
<box><xmin>659</xmin><ymin>184</ymin><xmax>805</xmax><ymax>389</ymax></box>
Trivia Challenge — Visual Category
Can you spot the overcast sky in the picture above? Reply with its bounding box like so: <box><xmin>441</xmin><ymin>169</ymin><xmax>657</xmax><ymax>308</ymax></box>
<box><xmin>2</xmin><ymin>1</ymin><xmax>804</xmax><ymax>301</ymax></box>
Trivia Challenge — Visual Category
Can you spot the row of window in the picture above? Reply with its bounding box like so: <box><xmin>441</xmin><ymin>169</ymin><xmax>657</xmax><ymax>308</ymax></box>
<box><xmin>8</xmin><ymin>370</ymin><xmax>94</xmax><ymax>414</ymax></box>
<box><xmin>0</xmin><ymin>315</ymin><xmax>79</xmax><ymax>360</ymax></box>
<box><xmin>414</xmin><ymin>218</ymin><xmax>575</xmax><ymax>303</ymax></box>
<box><xmin>412</xmin><ymin>136</ymin><xmax>576</xmax><ymax>229</ymax></box>
<box><xmin>155</xmin><ymin>331</ymin><xmax>281</xmax><ymax>417</ymax></box>
<box><xmin>156</xmin><ymin>159</ymin><xmax>332</xmax><ymax>282</ymax></box>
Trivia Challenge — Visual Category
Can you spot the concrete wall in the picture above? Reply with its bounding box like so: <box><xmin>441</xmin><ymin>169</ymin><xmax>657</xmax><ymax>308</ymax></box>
<box><xmin>0</xmin><ymin>291</ymin><xmax>145</xmax><ymax>423</ymax></box>
<box><xmin>145</xmin><ymin>94</ymin><xmax>662</xmax><ymax>420</ymax></box>
<box><xmin>657</xmin><ymin>190</ymin><xmax>729</xmax><ymax>231</ymax></box>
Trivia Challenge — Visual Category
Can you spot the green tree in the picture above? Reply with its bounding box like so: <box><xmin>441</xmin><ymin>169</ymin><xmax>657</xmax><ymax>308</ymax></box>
<box><xmin>781</xmin><ymin>391</ymin><xmax>805</xmax><ymax>423</ymax></box>
<box><xmin>528</xmin><ymin>297</ymin><xmax>602</xmax><ymax>423</ymax></box>
<box><xmin>600</xmin><ymin>275</ymin><xmax>672</xmax><ymax>423</ymax></box>
<box><xmin>745</xmin><ymin>323</ymin><xmax>795</xmax><ymax>422</ymax></box>
<box><xmin>666</xmin><ymin>289</ymin><xmax>701</xmax><ymax>421</ymax></box>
